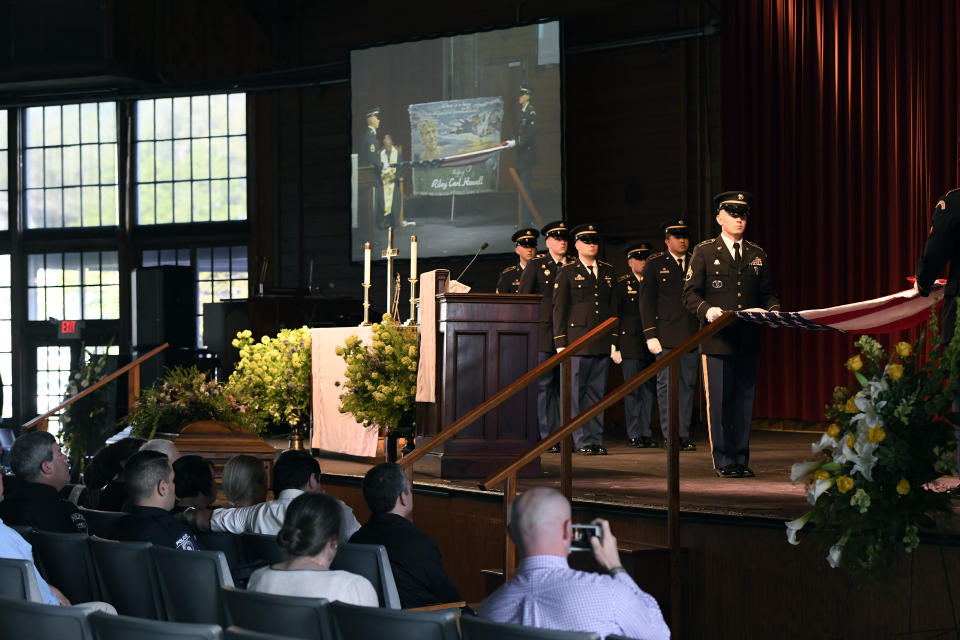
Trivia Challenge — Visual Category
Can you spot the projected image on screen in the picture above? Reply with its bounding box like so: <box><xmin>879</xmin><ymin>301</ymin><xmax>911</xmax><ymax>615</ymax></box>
<box><xmin>350</xmin><ymin>21</ymin><xmax>562</xmax><ymax>261</ymax></box>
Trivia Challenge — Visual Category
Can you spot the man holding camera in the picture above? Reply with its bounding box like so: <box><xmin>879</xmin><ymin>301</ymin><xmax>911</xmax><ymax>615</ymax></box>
<box><xmin>479</xmin><ymin>487</ymin><xmax>669</xmax><ymax>640</ymax></box>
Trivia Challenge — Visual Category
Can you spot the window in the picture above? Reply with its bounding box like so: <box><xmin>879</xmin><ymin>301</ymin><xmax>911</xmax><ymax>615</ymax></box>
<box><xmin>136</xmin><ymin>94</ymin><xmax>247</xmax><ymax>224</ymax></box>
<box><xmin>24</xmin><ymin>103</ymin><xmax>119</xmax><ymax>229</ymax></box>
<box><xmin>142</xmin><ymin>245</ymin><xmax>248</xmax><ymax>346</ymax></box>
<box><xmin>0</xmin><ymin>110</ymin><xmax>8</xmax><ymax>232</ymax></box>
<box><xmin>0</xmin><ymin>255</ymin><xmax>10</xmax><ymax>418</ymax></box>
<box><xmin>27</xmin><ymin>251</ymin><xmax>120</xmax><ymax>321</ymax></box>
<box><xmin>36</xmin><ymin>346</ymin><xmax>72</xmax><ymax>435</ymax></box>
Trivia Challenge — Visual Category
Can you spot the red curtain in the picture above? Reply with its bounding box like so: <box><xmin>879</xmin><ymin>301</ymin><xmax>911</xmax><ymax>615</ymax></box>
<box><xmin>721</xmin><ymin>0</ymin><xmax>960</xmax><ymax>421</ymax></box>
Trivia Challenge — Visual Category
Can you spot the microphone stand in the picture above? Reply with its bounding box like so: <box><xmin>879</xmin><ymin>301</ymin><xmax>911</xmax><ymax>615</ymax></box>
<box><xmin>456</xmin><ymin>242</ymin><xmax>488</xmax><ymax>282</ymax></box>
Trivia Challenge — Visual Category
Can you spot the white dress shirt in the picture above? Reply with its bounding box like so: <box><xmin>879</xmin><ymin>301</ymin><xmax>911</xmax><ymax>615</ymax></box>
<box><xmin>209</xmin><ymin>488</ymin><xmax>361</xmax><ymax>540</ymax></box>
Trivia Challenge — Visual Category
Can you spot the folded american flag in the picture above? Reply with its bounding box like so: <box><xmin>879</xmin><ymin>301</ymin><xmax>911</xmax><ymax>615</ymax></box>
<box><xmin>735</xmin><ymin>281</ymin><xmax>946</xmax><ymax>334</ymax></box>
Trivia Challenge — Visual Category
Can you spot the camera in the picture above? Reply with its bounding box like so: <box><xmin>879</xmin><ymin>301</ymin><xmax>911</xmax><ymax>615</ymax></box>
<box><xmin>570</xmin><ymin>523</ymin><xmax>601</xmax><ymax>552</ymax></box>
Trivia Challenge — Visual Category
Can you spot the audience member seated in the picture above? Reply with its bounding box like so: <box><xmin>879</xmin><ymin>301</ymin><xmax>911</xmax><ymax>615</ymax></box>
<box><xmin>349</xmin><ymin>462</ymin><xmax>462</xmax><ymax>608</ymax></box>
<box><xmin>247</xmin><ymin>492</ymin><xmax>377</xmax><ymax>606</ymax></box>
<box><xmin>222</xmin><ymin>455</ymin><xmax>268</xmax><ymax>507</ymax></box>
<box><xmin>0</xmin><ymin>474</ymin><xmax>115</xmax><ymax>613</ymax></box>
<box><xmin>478</xmin><ymin>487</ymin><xmax>670</xmax><ymax>640</ymax></box>
<box><xmin>141</xmin><ymin>438</ymin><xmax>181</xmax><ymax>463</ymax></box>
<box><xmin>173</xmin><ymin>455</ymin><xmax>217</xmax><ymax>511</ymax></box>
<box><xmin>115</xmin><ymin>451</ymin><xmax>199</xmax><ymax>550</ymax></box>
<box><xmin>82</xmin><ymin>437</ymin><xmax>145</xmax><ymax>511</ymax></box>
<box><xmin>200</xmin><ymin>450</ymin><xmax>360</xmax><ymax>539</ymax></box>
<box><xmin>0</xmin><ymin>431</ymin><xmax>88</xmax><ymax>533</ymax></box>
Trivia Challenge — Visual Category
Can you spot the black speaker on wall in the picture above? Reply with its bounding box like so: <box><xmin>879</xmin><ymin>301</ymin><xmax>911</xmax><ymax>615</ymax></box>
<box><xmin>131</xmin><ymin>266</ymin><xmax>196</xmax><ymax>348</ymax></box>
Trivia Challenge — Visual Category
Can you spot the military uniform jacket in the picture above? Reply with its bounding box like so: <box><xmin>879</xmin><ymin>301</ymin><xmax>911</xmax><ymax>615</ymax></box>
<box><xmin>519</xmin><ymin>254</ymin><xmax>576</xmax><ymax>351</ymax></box>
<box><xmin>517</xmin><ymin>103</ymin><xmax>537</xmax><ymax>169</ymax></box>
<box><xmin>917</xmin><ymin>189</ymin><xmax>960</xmax><ymax>343</ymax></box>
<box><xmin>361</xmin><ymin>126</ymin><xmax>380</xmax><ymax>173</ymax></box>
<box><xmin>640</xmin><ymin>251</ymin><xmax>700</xmax><ymax>349</ymax></box>
<box><xmin>613</xmin><ymin>273</ymin><xmax>652</xmax><ymax>360</ymax></box>
<box><xmin>682</xmin><ymin>236</ymin><xmax>780</xmax><ymax>355</ymax></box>
<box><xmin>0</xmin><ymin>482</ymin><xmax>88</xmax><ymax>534</ymax></box>
<box><xmin>496</xmin><ymin>263</ymin><xmax>523</xmax><ymax>294</ymax></box>
<box><xmin>553</xmin><ymin>259</ymin><xmax>617</xmax><ymax>355</ymax></box>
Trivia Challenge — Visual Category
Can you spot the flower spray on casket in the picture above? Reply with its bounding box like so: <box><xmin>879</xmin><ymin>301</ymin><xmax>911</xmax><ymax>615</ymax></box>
<box><xmin>787</xmin><ymin>306</ymin><xmax>960</xmax><ymax>575</ymax></box>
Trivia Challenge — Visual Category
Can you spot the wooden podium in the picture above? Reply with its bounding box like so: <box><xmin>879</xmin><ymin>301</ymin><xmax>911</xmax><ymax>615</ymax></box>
<box><xmin>415</xmin><ymin>292</ymin><xmax>541</xmax><ymax>478</ymax></box>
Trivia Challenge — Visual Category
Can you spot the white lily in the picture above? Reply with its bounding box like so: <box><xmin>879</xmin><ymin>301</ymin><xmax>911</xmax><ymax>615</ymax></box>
<box><xmin>785</xmin><ymin>512</ymin><xmax>812</xmax><ymax>545</ymax></box>
<box><xmin>827</xmin><ymin>535</ymin><xmax>849</xmax><ymax>568</ymax></box>
<box><xmin>849</xmin><ymin>441</ymin><xmax>879</xmax><ymax>481</ymax></box>
<box><xmin>851</xmin><ymin>392</ymin><xmax>884</xmax><ymax>430</ymax></box>
<box><xmin>790</xmin><ymin>460</ymin><xmax>822</xmax><ymax>484</ymax></box>
<box><xmin>807</xmin><ymin>477</ymin><xmax>835</xmax><ymax>505</ymax></box>
<box><xmin>811</xmin><ymin>433</ymin><xmax>840</xmax><ymax>454</ymax></box>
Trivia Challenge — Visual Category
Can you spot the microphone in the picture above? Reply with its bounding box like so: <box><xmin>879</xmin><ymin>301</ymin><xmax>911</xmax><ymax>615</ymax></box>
<box><xmin>456</xmin><ymin>242</ymin><xmax>489</xmax><ymax>281</ymax></box>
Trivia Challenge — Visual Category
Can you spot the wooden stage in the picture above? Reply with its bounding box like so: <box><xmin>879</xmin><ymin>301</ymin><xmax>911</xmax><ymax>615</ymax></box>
<box><xmin>314</xmin><ymin>429</ymin><xmax>960</xmax><ymax>639</ymax></box>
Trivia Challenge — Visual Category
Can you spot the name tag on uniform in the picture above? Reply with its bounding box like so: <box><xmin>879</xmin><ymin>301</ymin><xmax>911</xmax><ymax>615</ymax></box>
<box><xmin>659</xmin><ymin>268</ymin><xmax>670</xmax><ymax>274</ymax></box>
<box><xmin>627</xmin><ymin>286</ymin><xmax>637</xmax><ymax>294</ymax></box>
<box><xmin>603</xmin><ymin>275</ymin><xmax>612</xmax><ymax>284</ymax></box>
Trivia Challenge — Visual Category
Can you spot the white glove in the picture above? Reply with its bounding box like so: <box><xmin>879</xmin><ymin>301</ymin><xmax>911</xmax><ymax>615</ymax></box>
<box><xmin>705</xmin><ymin>307</ymin><xmax>723</xmax><ymax>323</ymax></box>
<box><xmin>646</xmin><ymin>338</ymin><xmax>663</xmax><ymax>355</ymax></box>
<box><xmin>610</xmin><ymin>345</ymin><xmax>622</xmax><ymax>364</ymax></box>
<box><xmin>744</xmin><ymin>307</ymin><xmax>765</xmax><ymax>313</ymax></box>
<box><xmin>556</xmin><ymin>347</ymin><xmax>564</xmax><ymax>353</ymax></box>
<box><xmin>913</xmin><ymin>280</ymin><xmax>920</xmax><ymax>294</ymax></box>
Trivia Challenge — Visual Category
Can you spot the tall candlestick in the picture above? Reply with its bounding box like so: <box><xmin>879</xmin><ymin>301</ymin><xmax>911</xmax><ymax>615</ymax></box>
<box><xmin>363</xmin><ymin>242</ymin><xmax>371</xmax><ymax>285</ymax></box>
<box><xmin>410</xmin><ymin>235</ymin><xmax>418</xmax><ymax>280</ymax></box>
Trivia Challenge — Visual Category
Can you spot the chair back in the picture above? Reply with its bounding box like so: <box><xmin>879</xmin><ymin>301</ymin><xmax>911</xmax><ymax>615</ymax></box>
<box><xmin>329</xmin><ymin>601</ymin><xmax>458</xmax><ymax>640</ymax></box>
<box><xmin>0</xmin><ymin>558</ymin><xmax>44</xmax><ymax>602</ymax></box>
<box><xmin>88</xmin><ymin>537</ymin><xmax>165</xmax><ymax>619</ymax></box>
<box><xmin>88</xmin><ymin>611</ymin><xmax>222</xmax><ymax>640</ymax></box>
<box><xmin>220</xmin><ymin>587</ymin><xmax>334</xmax><ymax>640</ymax></box>
<box><xmin>330</xmin><ymin>542</ymin><xmax>401</xmax><ymax>608</ymax></box>
<box><xmin>241</xmin><ymin>532</ymin><xmax>285</xmax><ymax>565</ymax></box>
<box><xmin>223</xmin><ymin>627</ymin><xmax>302</xmax><ymax>640</ymax></box>
<box><xmin>0</xmin><ymin>595</ymin><xmax>94</xmax><ymax>639</ymax></box>
<box><xmin>11</xmin><ymin>524</ymin><xmax>32</xmax><ymax>543</ymax></box>
<box><xmin>460</xmin><ymin>616</ymin><xmax>602</xmax><ymax>640</ymax></box>
<box><xmin>78</xmin><ymin>507</ymin><xmax>125</xmax><ymax>539</ymax></box>
<box><xmin>198</xmin><ymin>531</ymin><xmax>248</xmax><ymax>569</ymax></box>
<box><xmin>151</xmin><ymin>546</ymin><xmax>234</xmax><ymax>625</ymax></box>
<box><xmin>30</xmin><ymin>529</ymin><xmax>101</xmax><ymax>603</ymax></box>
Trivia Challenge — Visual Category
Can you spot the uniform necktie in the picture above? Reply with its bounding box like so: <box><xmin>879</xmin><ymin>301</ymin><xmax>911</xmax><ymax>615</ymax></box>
<box><xmin>733</xmin><ymin>242</ymin><xmax>741</xmax><ymax>268</ymax></box>
<box><xmin>678</xmin><ymin>258</ymin><xmax>684</xmax><ymax>272</ymax></box>
<box><xmin>588</xmin><ymin>264</ymin><xmax>595</xmax><ymax>278</ymax></box>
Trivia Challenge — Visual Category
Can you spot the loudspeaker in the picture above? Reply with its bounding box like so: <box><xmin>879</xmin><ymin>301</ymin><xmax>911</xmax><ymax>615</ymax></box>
<box><xmin>131</xmin><ymin>266</ymin><xmax>196</xmax><ymax>348</ymax></box>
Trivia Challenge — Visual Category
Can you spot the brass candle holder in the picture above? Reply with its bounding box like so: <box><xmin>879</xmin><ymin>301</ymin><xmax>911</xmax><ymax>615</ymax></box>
<box><xmin>361</xmin><ymin>283</ymin><xmax>372</xmax><ymax>326</ymax></box>
<box><xmin>407</xmin><ymin>276</ymin><xmax>418</xmax><ymax>326</ymax></box>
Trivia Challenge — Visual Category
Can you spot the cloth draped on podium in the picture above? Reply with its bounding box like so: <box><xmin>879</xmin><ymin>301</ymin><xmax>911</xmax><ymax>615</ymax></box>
<box><xmin>734</xmin><ymin>284</ymin><xmax>945</xmax><ymax>334</ymax></box>
<box><xmin>311</xmin><ymin>326</ymin><xmax>378</xmax><ymax>456</ymax></box>
<box><xmin>415</xmin><ymin>270</ymin><xmax>445</xmax><ymax>403</ymax></box>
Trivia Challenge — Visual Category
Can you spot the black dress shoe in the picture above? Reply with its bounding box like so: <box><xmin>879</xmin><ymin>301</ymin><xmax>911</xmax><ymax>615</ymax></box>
<box><xmin>738</xmin><ymin>465</ymin><xmax>755</xmax><ymax>478</ymax></box>
<box><xmin>592</xmin><ymin>445</ymin><xmax>608</xmax><ymax>455</ymax></box>
<box><xmin>679</xmin><ymin>439</ymin><xmax>697</xmax><ymax>452</ymax></box>
<box><xmin>632</xmin><ymin>436</ymin><xmax>655</xmax><ymax>448</ymax></box>
<box><xmin>546</xmin><ymin>444</ymin><xmax>561</xmax><ymax>453</ymax></box>
<box><xmin>576</xmin><ymin>446</ymin><xmax>595</xmax><ymax>455</ymax></box>
<box><xmin>715</xmin><ymin>464</ymin><xmax>738</xmax><ymax>478</ymax></box>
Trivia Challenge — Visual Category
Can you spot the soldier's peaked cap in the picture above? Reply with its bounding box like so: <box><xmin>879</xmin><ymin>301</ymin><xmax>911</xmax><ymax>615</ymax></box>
<box><xmin>512</xmin><ymin>228</ymin><xmax>540</xmax><ymax>247</ymax></box>
<box><xmin>625</xmin><ymin>242</ymin><xmax>653</xmax><ymax>260</ymax></box>
<box><xmin>713</xmin><ymin>191</ymin><xmax>754</xmax><ymax>213</ymax></box>
<box><xmin>541</xmin><ymin>220</ymin><xmax>569</xmax><ymax>238</ymax></box>
<box><xmin>571</xmin><ymin>224</ymin><xmax>600</xmax><ymax>241</ymax></box>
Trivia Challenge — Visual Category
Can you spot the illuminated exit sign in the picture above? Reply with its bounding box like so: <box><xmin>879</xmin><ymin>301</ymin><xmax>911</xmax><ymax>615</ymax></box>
<box><xmin>58</xmin><ymin>320</ymin><xmax>83</xmax><ymax>340</ymax></box>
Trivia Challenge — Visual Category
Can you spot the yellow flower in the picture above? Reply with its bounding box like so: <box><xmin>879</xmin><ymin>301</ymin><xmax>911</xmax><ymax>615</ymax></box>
<box><xmin>845</xmin><ymin>397</ymin><xmax>859</xmax><ymax>413</ymax></box>
<box><xmin>836</xmin><ymin>475</ymin><xmax>854</xmax><ymax>494</ymax></box>
<box><xmin>813</xmin><ymin>469</ymin><xmax>830</xmax><ymax>481</ymax></box>
<box><xmin>827</xmin><ymin>423</ymin><xmax>841</xmax><ymax>439</ymax></box>
<box><xmin>896</xmin><ymin>478</ymin><xmax>910</xmax><ymax>495</ymax></box>
<box><xmin>846</xmin><ymin>434</ymin><xmax>856</xmax><ymax>449</ymax></box>
<box><xmin>867</xmin><ymin>426</ymin><xmax>886</xmax><ymax>443</ymax></box>
<box><xmin>887</xmin><ymin>364</ymin><xmax>903</xmax><ymax>381</ymax></box>
<box><xmin>845</xmin><ymin>355</ymin><xmax>863</xmax><ymax>372</ymax></box>
<box><xmin>895</xmin><ymin>341</ymin><xmax>912</xmax><ymax>357</ymax></box>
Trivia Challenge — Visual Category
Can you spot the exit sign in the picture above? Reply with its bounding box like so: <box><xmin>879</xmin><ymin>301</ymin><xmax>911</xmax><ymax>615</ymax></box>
<box><xmin>58</xmin><ymin>320</ymin><xmax>83</xmax><ymax>339</ymax></box>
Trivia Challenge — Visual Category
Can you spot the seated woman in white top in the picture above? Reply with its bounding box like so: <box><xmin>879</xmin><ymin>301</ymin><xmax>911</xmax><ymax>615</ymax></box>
<box><xmin>247</xmin><ymin>492</ymin><xmax>378</xmax><ymax>606</ymax></box>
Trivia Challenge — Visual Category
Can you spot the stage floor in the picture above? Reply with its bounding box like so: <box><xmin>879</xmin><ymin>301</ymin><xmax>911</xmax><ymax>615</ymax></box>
<box><xmin>314</xmin><ymin>430</ymin><xmax>887</xmax><ymax>522</ymax></box>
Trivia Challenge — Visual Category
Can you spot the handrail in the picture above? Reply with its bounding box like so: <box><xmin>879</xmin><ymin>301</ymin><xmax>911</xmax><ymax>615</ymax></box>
<box><xmin>398</xmin><ymin>317</ymin><xmax>620</xmax><ymax>469</ymax></box>
<box><xmin>23</xmin><ymin>343</ymin><xmax>170</xmax><ymax>431</ymax></box>
<box><xmin>481</xmin><ymin>313</ymin><xmax>735</xmax><ymax>488</ymax></box>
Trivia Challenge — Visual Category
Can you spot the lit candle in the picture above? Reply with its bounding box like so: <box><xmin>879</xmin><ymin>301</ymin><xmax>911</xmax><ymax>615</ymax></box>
<box><xmin>363</xmin><ymin>242</ymin><xmax>371</xmax><ymax>285</ymax></box>
<box><xmin>410</xmin><ymin>235</ymin><xmax>418</xmax><ymax>280</ymax></box>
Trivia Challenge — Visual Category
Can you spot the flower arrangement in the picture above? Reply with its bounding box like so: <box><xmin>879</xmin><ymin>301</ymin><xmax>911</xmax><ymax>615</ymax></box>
<box><xmin>126</xmin><ymin>366</ymin><xmax>258</xmax><ymax>439</ymax></box>
<box><xmin>227</xmin><ymin>326</ymin><xmax>312</xmax><ymax>428</ymax></box>
<box><xmin>787</xmin><ymin>311</ymin><xmax>960</xmax><ymax>574</ymax></box>
<box><xmin>335</xmin><ymin>314</ymin><xmax>418</xmax><ymax>432</ymax></box>
<box><xmin>60</xmin><ymin>345</ymin><xmax>114</xmax><ymax>470</ymax></box>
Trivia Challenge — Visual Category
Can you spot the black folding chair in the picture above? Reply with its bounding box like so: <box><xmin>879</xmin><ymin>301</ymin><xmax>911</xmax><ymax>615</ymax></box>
<box><xmin>221</xmin><ymin>587</ymin><xmax>334</xmax><ymax>640</ymax></box>
<box><xmin>30</xmin><ymin>529</ymin><xmax>101</xmax><ymax>604</ymax></box>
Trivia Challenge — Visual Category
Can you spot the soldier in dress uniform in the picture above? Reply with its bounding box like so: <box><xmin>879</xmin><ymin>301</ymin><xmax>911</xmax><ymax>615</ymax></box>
<box><xmin>361</xmin><ymin>107</ymin><xmax>381</xmax><ymax>170</ymax></box>
<box><xmin>497</xmin><ymin>228</ymin><xmax>540</xmax><ymax>293</ymax></box>
<box><xmin>518</xmin><ymin>221</ymin><xmax>575</xmax><ymax>450</ymax></box>
<box><xmin>640</xmin><ymin>219</ymin><xmax>700</xmax><ymax>452</ymax></box>
<box><xmin>612</xmin><ymin>243</ymin><xmax>658</xmax><ymax>448</ymax></box>
<box><xmin>516</xmin><ymin>86</ymin><xmax>537</xmax><ymax>218</ymax></box>
<box><xmin>682</xmin><ymin>192</ymin><xmax>780</xmax><ymax>478</ymax></box>
<box><xmin>915</xmin><ymin>188</ymin><xmax>960</xmax><ymax>469</ymax></box>
<box><xmin>553</xmin><ymin>224</ymin><xmax>617</xmax><ymax>455</ymax></box>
